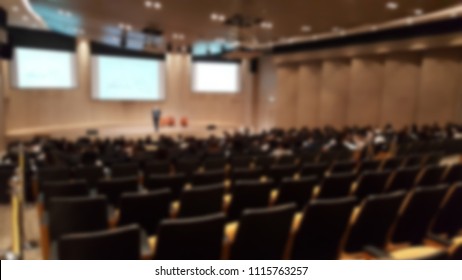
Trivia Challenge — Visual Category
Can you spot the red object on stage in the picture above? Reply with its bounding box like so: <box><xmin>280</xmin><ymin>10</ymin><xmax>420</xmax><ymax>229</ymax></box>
<box><xmin>180</xmin><ymin>117</ymin><xmax>189</xmax><ymax>127</ymax></box>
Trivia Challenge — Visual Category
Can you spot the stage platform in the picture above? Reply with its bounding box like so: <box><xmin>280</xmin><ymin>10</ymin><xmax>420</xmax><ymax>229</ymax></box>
<box><xmin>6</xmin><ymin>123</ymin><xmax>243</xmax><ymax>141</ymax></box>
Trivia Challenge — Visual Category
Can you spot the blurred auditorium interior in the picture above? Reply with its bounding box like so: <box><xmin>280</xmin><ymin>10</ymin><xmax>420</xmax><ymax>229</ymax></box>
<box><xmin>0</xmin><ymin>0</ymin><xmax>462</xmax><ymax>260</ymax></box>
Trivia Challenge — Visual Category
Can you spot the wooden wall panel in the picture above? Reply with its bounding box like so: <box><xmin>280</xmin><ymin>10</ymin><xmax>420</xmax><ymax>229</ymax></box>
<box><xmin>417</xmin><ymin>49</ymin><xmax>462</xmax><ymax>125</ymax></box>
<box><xmin>274</xmin><ymin>66</ymin><xmax>299</xmax><ymax>128</ymax></box>
<box><xmin>348</xmin><ymin>57</ymin><xmax>384</xmax><ymax>126</ymax></box>
<box><xmin>319</xmin><ymin>60</ymin><xmax>351</xmax><ymax>127</ymax></box>
<box><xmin>380</xmin><ymin>53</ymin><xmax>422</xmax><ymax>128</ymax></box>
<box><xmin>0</xmin><ymin>61</ymin><xmax>5</xmax><ymax>151</ymax></box>
<box><xmin>297</xmin><ymin>63</ymin><xmax>321</xmax><ymax>127</ymax></box>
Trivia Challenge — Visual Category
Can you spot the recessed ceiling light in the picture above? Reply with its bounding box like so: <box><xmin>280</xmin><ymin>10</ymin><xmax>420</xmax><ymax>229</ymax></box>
<box><xmin>386</xmin><ymin>2</ymin><xmax>399</xmax><ymax>10</ymax></box>
<box><xmin>413</xmin><ymin>8</ymin><xmax>424</xmax><ymax>16</ymax></box>
<box><xmin>12</xmin><ymin>5</ymin><xmax>19</xmax><ymax>12</ymax></box>
<box><xmin>153</xmin><ymin>2</ymin><xmax>162</xmax><ymax>10</ymax></box>
<box><xmin>260</xmin><ymin>21</ymin><xmax>273</xmax><ymax>30</ymax></box>
<box><xmin>301</xmin><ymin>25</ymin><xmax>312</xmax><ymax>32</ymax></box>
<box><xmin>210</xmin><ymin>13</ymin><xmax>219</xmax><ymax>21</ymax></box>
<box><xmin>144</xmin><ymin>0</ymin><xmax>152</xmax><ymax>8</ymax></box>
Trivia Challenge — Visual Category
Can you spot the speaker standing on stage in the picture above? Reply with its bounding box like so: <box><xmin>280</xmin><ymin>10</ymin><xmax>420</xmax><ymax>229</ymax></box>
<box><xmin>152</xmin><ymin>107</ymin><xmax>162</xmax><ymax>132</ymax></box>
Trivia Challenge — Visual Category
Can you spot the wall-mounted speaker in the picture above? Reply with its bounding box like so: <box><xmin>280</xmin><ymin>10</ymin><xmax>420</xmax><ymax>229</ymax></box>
<box><xmin>250</xmin><ymin>58</ymin><xmax>259</xmax><ymax>74</ymax></box>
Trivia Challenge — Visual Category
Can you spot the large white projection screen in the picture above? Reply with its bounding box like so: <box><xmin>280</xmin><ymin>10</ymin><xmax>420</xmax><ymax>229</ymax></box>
<box><xmin>92</xmin><ymin>55</ymin><xmax>165</xmax><ymax>101</ymax></box>
<box><xmin>12</xmin><ymin>47</ymin><xmax>76</xmax><ymax>89</ymax></box>
<box><xmin>192</xmin><ymin>61</ymin><xmax>240</xmax><ymax>93</ymax></box>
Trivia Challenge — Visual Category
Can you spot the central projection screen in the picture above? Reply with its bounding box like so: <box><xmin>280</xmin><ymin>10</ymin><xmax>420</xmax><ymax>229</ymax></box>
<box><xmin>92</xmin><ymin>55</ymin><xmax>165</xmax><ymax>101</ymax></box>
<box><xmin>192</xmin><ymin>61</ymin><xmax>240</xmax><ymax>93</ymax></box>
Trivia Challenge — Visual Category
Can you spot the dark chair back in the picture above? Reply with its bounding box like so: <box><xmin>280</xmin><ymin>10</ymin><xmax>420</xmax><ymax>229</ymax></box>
<box><xmin>155</xmin><ymin>213</ymin><xmax>225</xmax><ymax>260</ymax></box>
<box><xmin>41</xmin><ymin>180</ymin><xmax>89</xmax><ymax>209</ymax></box>
<box><xmin>178</xmin><ymin>185</ymin><xmax>224</xmax><ymax>218</ymax></box>
<box><xmin>416</xmin><ymin>165</ymin><xmax>446</xmax><ymax>187</ymax></box>
<box><xmin>191</xmin><ymin>170</ymin><xmax>226</xmax><ymax>187</ymax></box>
<box><xmin>96</xmin><ymin>177</ymin><xmax>138</xmax><ymax>206</ymax></box>
<box><xmin>144</xmin><ymin>173</ymin><xmax>186</xmax><ymax>200</ymax></box>
<box><xmin>291</xmin><ymin>197</ymin><xmax>356</xmax><ymax>259</ymax></box>
<box><xmin>230</xmin><ymin>203</ymin><xmax>296</xmax><ymax>260</ymax></box>
<box><xmin>357</xmin><ymin>160</ymin><xmax>381</xmax><ymax>175</ymax></box>
<box><xmin>276</xmin><ymin>176</ymin><xmax>317</xmax><ymax>210</ymax></box>
<box><xmin>118</xmin><ymin>189</ymin><xmax>172</xmax><ymax>235</ymax></box>
<box><xmin>38</xmin><ymin>166</ymin><xmax>71</xmax><ymax>183</ymax></box>
<box><xmin>355</xmin><ymin>171</ymin><xmax>392</xmax><ymax>201</ymax></box>
<box><xmin>443</xmin><ymin>164</ymin><xmax>462</xmax><ymax>184</ymax></box>
<box><xmin>231</xmin><ymin>168</ymin><xmax>263</xmax><ymax>183</ymax></box>
<box><xmin>0</xmin><ymin>169</ymin><xmax>14</xmax><ymax>203</ymax></box>
<box><xmin>344</xmin><ymin>191</ymin><xmax>406</xmax><ymax>253</ymax></box>
<box><xmin>381</xmin><ymin>157</ymin><xmax>405</xmax><ymax>171</ymax></box>
<box><xmin>300</xmin><ymin>163</ymin><xmax>328</xmax><ymax>182</ymax></box>
<box><xmin>268</xmin><ymin>164</ymin><xmax>298</xmax><ymax>185</ymax></box>
<box><xmin>203</xmin><ymin>158</ymin><xmax>227</xmax><ymax>171</ymax></box>
<box><xmin>318</xmin><ymin>173</ymin><xmax>356</xmax><ymax>199</ymax></box>
<box><xmin>330</xmin><ymin>161</ymin><xmax>356</xmax><ymax>174</ymax></box>
<box><xmin>230</xmin><ymin>156</ymin><xmax>253</xmax><ymax>169</ymax></box>
<box><xmin>110</xmin><ymin>163</ymin><xmax>139</xmax><ymax>178</ymax></box>
<box><xmin>74</xmin><ymin>166</ymin><xmax>104</xmax><ymax>188</ymax></box>
<box><xmin>432</xmin><ymin>183</ymin><xmax>462</xmax><ymax>237</ymax></box>
<box><xmin>144</xmin><ymin>161</ymin><xmax>171</xmax><ymax>176</ymax></box>
<box><xmin>228</xmin><ymin>180</ymin><xmax>272</xmax><ymax>221</ymax></box>
<box><xmin>386</xmin><ymin>167</ymin><xmax>420</xmax><ymax>192</ymax></box>
<box><xmin>58</xmin><ymin>225</ymin><xmax>141</xmax><ymax>260</ymax></box>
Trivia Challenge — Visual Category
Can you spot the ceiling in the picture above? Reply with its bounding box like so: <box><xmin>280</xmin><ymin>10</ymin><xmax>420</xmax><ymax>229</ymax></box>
<box><xmin>2</xmin><ymin>0</ymin><xmax>462</xmax><ymax>50</ymax></box>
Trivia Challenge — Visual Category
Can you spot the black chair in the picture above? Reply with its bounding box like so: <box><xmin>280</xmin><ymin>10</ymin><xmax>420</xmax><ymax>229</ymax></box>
<box><xmin>178</xmin><ymin>185</ymin><xmax>224</xmax><ymax>218</ymax></box>
<box><xmin>404</xmin><ymin>155</ymin><xmax>424</xmax><ymax>168</ymax></box>
<box><xmin>231</xmin><ymin>168</ymin><xmax>263</xmax><ymax>183</ymax></box>
<box><xmin>230</xmin><ymin>203</ymin><xmax>296</xmax><ymax>260</ymax></box>
<box><xmin>230</xmin><ymin>156</ymin><xmax>253</xmax><ymax>169</ymax></box>
<box><xmin>386</xmin><ymin>167</ymin><xmax>420</xmax><ymax>193</ymax></box>
<box><xmin>175</xmin><ymin>159</ymin><xmax>201</xmax><ymax>179</ymax></box>
<box><xmin>110</xmin><ymin>163</ymin><xmax>139</xmax><ymax>178</ymax></box>
<box><xmin>118</xmin><ymin>189</ymin><xmax>172</xmax><ymax>235</ymax></box>
<box><xmin>443</xmin><ymin>164</ymin><xmax>462</xmax><ymax>184</ymax></box>
<box><xmin>48</xmin><ymin>196</ymin><xmax>108</xmax><ymax>244</ymax></box>
<box><xmin>291</xmin><ymin>197</ymin><xmax>356</xmax><ymax>259</ymax></box>
<box><xmin>357</xmin><ymin>160</ymin><xmax>381</xmax><ymax>175</ymax></box>
<box><xmin>254</xmin><ymin>155</ymin><xmax>273</xmax><ymax>171</ymax></box>
<box><xmin>0</xmin><ymin>169</ymin><xmax>14</xmax><ymax>204</ymax></box>
<box><xmin>74</xmin><ymin>166</ymin><xmax>104</xmax><ymax>188</ymax></box>
<box><xmin>299</xmin><ymin>163</ymin><xmax>328</xmax><ymax>182</ymax></box>
<box><xmin>203</xmin><ymin>158</ymin><xmax>227</xmax><ymax>171</ymax></box>
<box><xmin>275</xmin><ymin>177</ymin><xmax>317</xmax><ymax>210</ymax></box>
<box><xmin>432</xmin><ymin>183</ymin><xmax>462</xmax><ymax>238</ymax></box>
<box><xmin>96</xmin><ymin>177</ymin><xmax>139</xmax><ymax>206</ymax></box>
<box><xmin>299</xmin><ymin>152</ymin><xmax>318</xmax><ymax>164</ymax></box>
<box><xmin>391</xmin><ymin>186</ymin><xmax>448</xmax><ymax>245</ymax></box>
<box><xmin>344</xmin><ymin>191</ymin><xmax>406</xmax><ymax>253</ymax></box>
<box><xmin>276</xmin><ymin>155</ymin><xmax>297</xmax><ymax>166</ymax></box>
<box><xmin>416</xmin><ymin>165</ymin><xmax>446</xmax><ymax>187</ymax></box>
<box><xmin>191</xmin><ymin>170</ymin><xmax>226</xmax><ymax>187</ymax></box>
<box><xmin>318</xmin><ymin>173</ymin><xmax>356</xmax><ymax>199</ymax></box>
<box><xmin>330</xmin><ymin>161</ymin><xmax>356</xmax><ymax>174</ymax></box>
<box><xmin>267</xmin><ymin>164</ymin><xmax>298</xmax><ymax>185</ymax></box>
<box><xmin>144</xmin><ymin>161</ymin><xmax>171</xmax><ymax>176</ymax></box>
<box><xmin>144</xmin><ymin>173</ymin><xmax>186</xmax><ymax>200</ymax></box>
<box><xmin>58</xmin><ymin>225</ymin><xmax>141</xmax><ymax>260</ymax></box>
<box><xmin>354</xmin><ymin>171</ymin><xmax>392</xmax><ymax>201</ymax></box>
<box><xmin>154</xmin><ymin>213</ymin><xmax>225</xmax><ymax>260</ymax></box>
<box><xmin>423</xmin><ymin>153</ymin><xmax>443</xmax><ymax>166</ymax></box>
<box><xmin>228</xmin><ymin>180</ymin><xmax>272</xmax><ymax>221</ymax></box>
<box><xmin>41</xmin><ymin>180</ymin><xmax>89</xmax><ymax>209</ymax></box>
<box><xmin>381</xmin><ymin>157</ymin><xmax>405</xmax><ymax>171</ymax></box>
<box><xmin>38</xmin><ymin>166</ymin><xmax>71</xmax><ymax>184</ymax></box>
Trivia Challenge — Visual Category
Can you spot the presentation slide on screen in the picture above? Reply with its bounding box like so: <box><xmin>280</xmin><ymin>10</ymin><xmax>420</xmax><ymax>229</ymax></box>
<box><xmin>192</xmin><ymin>61</ymin><xmax>240</xmax><ymax>93</ymax></box>
<box><xmin>92</xmin><ymin>55</ymin><xmax>165</xmax><ymax>101</ymax></box>
<box><xmin>13</xmin><ymin>47</ymin><xmax>76</xmax><ymax>89</ymax></box>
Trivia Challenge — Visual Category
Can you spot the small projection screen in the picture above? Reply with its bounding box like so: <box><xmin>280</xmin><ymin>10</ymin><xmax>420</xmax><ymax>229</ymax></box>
<box><xmin>192</xmin><ymin>61</ymin><xmax>240</xmax><ymax>93</ymax></box>
<box><xmin>92</xmin><ymin>54</ymin><xmax>165</xmax><ymax>101</ymax></box>
<box><xmin>12</xmin><ymin>47</ymin><xmax>76</xmax><ymax>89</ymax></box>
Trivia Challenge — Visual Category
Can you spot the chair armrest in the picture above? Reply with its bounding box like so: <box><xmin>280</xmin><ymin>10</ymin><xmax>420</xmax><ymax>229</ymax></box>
<box><xmin>364</xmin><ymin>246</ymin><xmax>391</xmax><ymax>259</ymax></box>
<box><xmin>426</xmin><ymin>233</ymin><xmax>452</xmax><ymax>247</ymax></box>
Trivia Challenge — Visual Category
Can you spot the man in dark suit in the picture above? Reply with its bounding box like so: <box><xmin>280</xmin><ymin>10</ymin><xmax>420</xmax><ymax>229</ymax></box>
<box><xmin>152</xmin><ymin>107</ymin><xmax>162</xmax><ymax>132</ymax></box>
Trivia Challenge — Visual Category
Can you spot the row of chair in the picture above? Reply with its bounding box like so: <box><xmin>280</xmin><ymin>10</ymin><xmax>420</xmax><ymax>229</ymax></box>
<box><xmin>44</xmin><ymin>183</ymin><xmax>462</xmax><ymax>259</ymax></box>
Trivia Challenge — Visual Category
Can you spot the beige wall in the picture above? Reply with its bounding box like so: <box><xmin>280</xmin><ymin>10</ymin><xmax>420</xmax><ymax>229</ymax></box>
<box><xmin>2</xmin><ymin>39</ymin><xmax>253</xmax><ymax>138</ymax></box>
<box><xmin>258</xmin><ymin>41</ymin><xmax>462</xmax><ymax>129</ymax></box>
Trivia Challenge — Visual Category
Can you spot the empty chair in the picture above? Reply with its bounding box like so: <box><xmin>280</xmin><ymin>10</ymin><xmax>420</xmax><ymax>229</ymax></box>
<box><xmin>48</xmin><ymin>196</ymin><xmax>108</xmax><ymax>245</ymax></box>
<box><xmin>0</xmin><ymin>169</ymin><xmax>14</xmax><ymax>204</ymax></box>
<box><xmin>354</xmin><ymin>171</ymin><xmax>392</xmax><ymax>201</ymax></box>
<box><xmin>203</xmin><ymin>158</ymin><xmax>227</xmax><ymax>171</ymax></box>
<box><xmin>423</xmin><ymin>153</ymin><xmax>443</xmax><ymax>166</ymax></box>
<box><xmin>178</xmin><ymin>185</ymin><xmax>224</xmax><ymax>218</ymax></box>
<box><xmin>443</xmin><ymin>163</ymin><xmax>462</xmax><ymax>184</ymax></box>
<box><xmin>330</xmin><ymin>161</ymin><xmax>356</xmax><ymax>174</ymax></box>
<box><xmin>74</xmin><ymin>166</ymin><xmax>104</xmax><ymax>188</ymax></box>
<box><xmin>416</xmin><ymin>165</ymin><xmax>446</xmax><ymax>187</ymax></box>
<box><xmin>154</xmin><ymin>213</ymin><xmax>225</xmax><ymax>260</ymax></box>
<box><xmin>110</xmin><ymin>163</ymin><xmax>139</xmax><ymax>178</ymax></box>
<box><xmin>275</xmin><ymin>177</ymin><xmax>317</xmax><ymax>210</ymax></box>
<box><xmin>391</xmin><ymin>186</ymin><xmax>448</xmax><ymax>245</ymax></box>
<box><xmin>96</xmin><ymin>177</ymin><xmax>139</xmax><ymax>206</ymax></box>
<box><xmin>291</xmin><ymin>197</ymin><xmax>356</xmax><ymax>259</ymax></box>
<box><xmin>404</xmin><ymin>155</ymin><xmax>424</xmax><ymax>168</ymax></box>
<box><xmin>357</xmin><ymin>160</ymin><xmax>381</xmax><ymax>175</ymax></box>
<box><xmin>58</xmin><ymin>225</ymin><xmax>141</xmax><ymax>260</ymax></box>
<box><xmin>267</xmin><ymin>164</ymin><xmax>298</xmax><ymax>185</ymax></box>
<box><xmin>38</xmin><ymin>166</ymin><xmax>71</xmax><ymax>184</ymax></box>
<box><xmin>228</xmin><ymin>180</ymin><xmax>273</xmax><ymax>221</ymax></box>
<box><xmin>144</xmin><ymin>161</ymin><xmax>171</xmax><ymax>176</ymax></box>
<box><xmin>41</xmin><ymin>180</ymin><xmax>89</xmax><ymax>209</ymax></box>
<box><xmin>344</xmin><ymin>192</ymin><xmax>406</xmax><ymax>253</ymax></box>
<box><xmin>230</xmin><ymin>204</ymin><xmax>296</xmax><ymax>260</ymax></box>
<box><xmin>299</xmin><ymin>163</ymin><xmax>328</xmax><ymax>181</ymax></box>
<box><xmin>231</xmin><ymin>167</ymin><xmax>263</xmax><ymax>183</ymax></box>
<box><xmin>191</xmin><ymin>170</ymin><xmax>226</xmax><ymax>187</ymax></box>
<box><xmin>386</xmin><ymin>167</ymin><xmax>420</xmax><ymax>193</ymax></box>
<box><xmin>175</xmin><ymin>158</ymin><xmax>201</xmax><ymax>178</ymax></box>
<box><xmin>230</xmin><ymin>156</ymin><xmax>253</xmax><ymax>169</ymax></box>
<box><xmin>118</xmin><ymin>189</ymin><xmax>172</xmax><ymax>235</ymax></box>
<box><xmin>381</xmin><ymin>157</ymin><xmax>405</xmax><ymax>171</ymax></box>
<box><xmin>318</xmin><ymin>173</ymin><xmax>356</xmax><ymax>199</ymax></box>
<box><xmin>432</xmin><ymin>183</ymin><xmax>462</xmax><ymax>238</ymax></box>
<box><xmin>144</xmin><ymin>173</ymin><xmax>186</xmax><ymax>199</ymax></box>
